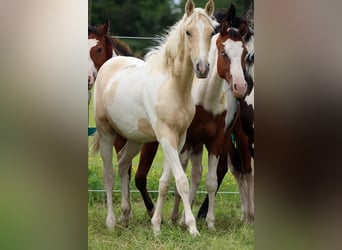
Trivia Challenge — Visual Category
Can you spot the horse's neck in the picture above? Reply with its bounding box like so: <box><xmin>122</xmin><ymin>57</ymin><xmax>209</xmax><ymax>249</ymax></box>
<box><xmin>171</xmin><ymin>51</ymin><xmax>194</xmax><ymax>99</ymax></box>
<box><xmin>162</xmin><ymin>25</ymin><xmax>194</xmax><ymax>99</ymax></box>
<box><xmin>224</xmin><ymin>85</ymin><xmax>239</xmax><ymax>131</ymax></box>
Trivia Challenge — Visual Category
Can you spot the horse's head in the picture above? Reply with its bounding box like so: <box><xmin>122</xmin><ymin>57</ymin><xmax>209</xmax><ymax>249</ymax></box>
<box><xmin>183</xmin><ymin>0</ymin><xmax>217</xmax><ymax>78</ymax></box>
<box><xmin>88</xmin><ymin>20</ymin><xmax>114</xmax><ymax>90</ymax></box>
<box><xmin>216</xmin><ymin>4</ymin><xmax>249</xmax><ymax>99</ymax></box>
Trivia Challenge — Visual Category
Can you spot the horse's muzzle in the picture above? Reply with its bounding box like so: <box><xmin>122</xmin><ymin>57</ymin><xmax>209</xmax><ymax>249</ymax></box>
<box><xmin>232</xmin><ymin>82</ymin><xmax>247</xmax><ymax>99</ymax></box>
<box><xmin>196</xmin><ymin>62</ymin><xmax>210</xmax><ymax>78</ymax></box>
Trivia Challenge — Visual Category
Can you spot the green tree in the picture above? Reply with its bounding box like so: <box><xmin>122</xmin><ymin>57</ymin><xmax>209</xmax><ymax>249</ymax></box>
<box><xmin>177</xmin><ymin>0</ymin><xmax>253</xmax><ymax>16</ymax></box>
<box><xmin>90</xmin><ymin>0</ymin><xmax>181</xmax><ymax>53</ymax></box>
<box><xmin>89</xmin><ymin>0</ymin><xmax>253</xmax><ymax>54</ymax></box>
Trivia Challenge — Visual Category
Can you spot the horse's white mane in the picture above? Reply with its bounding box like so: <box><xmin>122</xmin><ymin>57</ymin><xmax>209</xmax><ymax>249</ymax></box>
<box><xmin>144</xmin><ymin>8</ymin><xmax>215</xmax><ymax>74</ymax></box>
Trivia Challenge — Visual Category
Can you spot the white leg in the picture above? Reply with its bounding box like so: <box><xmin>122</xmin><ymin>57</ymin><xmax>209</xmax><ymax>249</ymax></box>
<box><xmin>158</xmin><ymin>136</ymin><xmax>199</xmax><ymax>236</ymax></box>
<box><xmin>230</xmin><ymin>164</ymin><xmax>247</xmax><ymax>222</ymax></box>
<box><xmin>170</xmin><ymin>149</ymin><xmax>191</xmax><ymax>223</ymax></box>
<box><xmin>151</xmin><ymin>161</ymin><xmax>172</xmax><ymax>235</ymax></box>
<box><xmin>228</xmin><ymin>154</ymin><xmax>248</xmax><ymax>222</ymax></box>
<box><xmin>205</xmin><ymin>154</ymin><xmax>219</xmax><ymax>229</ymax></box>
<box><xmin>179</xmin><ymin>149</ymin><xmax>203</xmax><ymax>226</ymax></box>
<box><xmin>189</xmin><ymin>150</ymin><xmax>203</xmax><ymax>206</ymax></box>
<box><xmin>117</xmin><ymin>140</ymin><xmax>142</xmax><ymax>226</ymax></box>
<box><xmin>99</xmin><ymin>134</ymin><xmax>116</xmax><ymax>229</ymax></box>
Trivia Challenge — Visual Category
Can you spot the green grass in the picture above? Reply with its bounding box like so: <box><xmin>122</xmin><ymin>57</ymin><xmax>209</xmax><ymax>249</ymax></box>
<box><xmin>88</xmin><ymin>92</ymin><xmax>254</xmax><ymax>249</ymax></box>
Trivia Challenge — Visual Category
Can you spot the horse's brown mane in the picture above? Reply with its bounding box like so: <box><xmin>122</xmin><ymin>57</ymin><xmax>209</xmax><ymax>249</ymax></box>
<box><xmin>109</xmin><ymin>36</ymin><xmax>133</xmax><ymax>57</ymax></box>
<box><xmin>89</xmin><ymin>24</ymin><xmax>134</xmax><ymax>57</ymax></box>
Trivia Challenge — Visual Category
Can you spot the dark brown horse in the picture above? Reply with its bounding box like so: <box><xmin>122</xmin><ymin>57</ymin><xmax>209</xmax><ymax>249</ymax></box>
<box><xmin>134</xmin><ymin>5</ymin><xmax>250</xmax><ymax>229</ymax></box>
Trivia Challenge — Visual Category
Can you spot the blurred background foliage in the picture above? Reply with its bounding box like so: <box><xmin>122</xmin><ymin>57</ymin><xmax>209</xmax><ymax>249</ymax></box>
<box><xmin>89</xmin><ymin>0</ymin><xmax>253</xmax><ymax>54</ymax></box>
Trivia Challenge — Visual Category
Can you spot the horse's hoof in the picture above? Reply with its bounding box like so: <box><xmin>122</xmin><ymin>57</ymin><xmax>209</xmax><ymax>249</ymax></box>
<box><xmin>151</xmin><ymin>224</ymin><xmax>161</xmax><ymax>236</ymax></box>
<box><xmin>147</xmin><ymin>208</ymin><xmax>155</xmax><ymax>218</ymax></box>
<box><xmin>106</xmin><ymin>215</ymin><xmax>116</xmax><ymax>229</ymax></box>
<box><xmin>118</xmin><ymin>216</ymin><xmax>130</xmax><ymax>227</ymax></box>
<box><xmin>189</xmin><ymin>228</ymin><xmax>200</xmax><ymax>236</ymax></box>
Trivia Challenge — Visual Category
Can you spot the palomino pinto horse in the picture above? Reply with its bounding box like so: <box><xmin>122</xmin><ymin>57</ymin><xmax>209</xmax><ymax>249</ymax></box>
<box><xmin>88</xmin><ymin>20</ymin><xmax>132</xmax><ymax>103</ymax></box>
<box><xmin>197</xmin><ymin>4</ymin><xmax>255</xmax><ymax>224</ymax></box>
<box><xmin>92</xmin><ymin>0</ymin><xmax>216</xmax><ymax>236</ymax></box>
<box><xmin>134</xmin><ymin>6</ymin><xmax>249</xmax><ymax>230</ymax></box>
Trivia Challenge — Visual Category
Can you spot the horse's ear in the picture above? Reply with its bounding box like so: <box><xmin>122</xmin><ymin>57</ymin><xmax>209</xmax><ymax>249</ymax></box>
<box><xmin>239</xmin><ymin>21</ymin><xmax>249</xmax><ymax>39</ymax></box>
<box><xmin>185</xmin><ymin>0</ymin><xmax>195</xmax><ymax>17</ymax></box>
<box><xmin>204</xmin><ymin>0</ymin><xmax>214</xmax><ymax>16</ymax></box>
<box><xmin>227</xmin><ymin>4</ymin><xmax>236</xmax><ymax>25</ymax></box>
<box><xmin>104</xmin><ymin>20</ymin><xmax>110</xmax><ymax>34</ymax></box>
<box><xmin>219</xmin><ymin>20</ymin><xmax>229</xmax><ymax>36</ymax></box>
<box><xmin>98</xmin><ymin>20</ymin><xmax>110</xmax><ymax>35</ymax></box>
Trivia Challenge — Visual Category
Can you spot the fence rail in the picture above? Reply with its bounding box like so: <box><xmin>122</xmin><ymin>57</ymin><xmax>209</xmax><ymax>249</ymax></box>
<box><xmin>88</xmin><ymin>189</ymin><xmax>239</xmax><ymax>194</ymax></box>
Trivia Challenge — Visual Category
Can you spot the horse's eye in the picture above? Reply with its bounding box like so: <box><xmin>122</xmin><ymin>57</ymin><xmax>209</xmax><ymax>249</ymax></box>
<box><xmin>186</xmin><ymin>30</ymin><xmax>191</xmax><ymax>36</ymax></box>
<box><xmin>97</xmin><ymin>47</ymin><xmax>103</xmax><ymax>54</ymax></box>
<box><xmin>221</xmin><ymin>50</ymin><xmax>227</xmax><ymax>57</ymax></box>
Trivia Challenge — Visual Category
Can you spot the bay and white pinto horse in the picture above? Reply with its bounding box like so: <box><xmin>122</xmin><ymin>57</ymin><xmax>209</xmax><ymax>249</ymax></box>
<box><xmin>92</xmin><ymin>0</ymin><xmax>216</xmax><ymax>236</ymax></box>
<box><xmin>88</xmin><ymin>20</ymin><xmax>132</xmax><ymax>104</ymax></box>
<box><xmin>170</xmin><ymin>18</ymin><xmax>249</xmax><ymax>229</ymax></box>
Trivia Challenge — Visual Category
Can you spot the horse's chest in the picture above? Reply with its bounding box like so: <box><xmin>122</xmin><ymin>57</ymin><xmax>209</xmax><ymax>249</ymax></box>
<box><xmin>157</xmin><ymin>102</ymin><xmax>194</xmax><ymax>133</ymax></box>
<box><xmin>187</xmin><ymin>105</ymin><xmax>226</xmax><ymax>142</ymax></box>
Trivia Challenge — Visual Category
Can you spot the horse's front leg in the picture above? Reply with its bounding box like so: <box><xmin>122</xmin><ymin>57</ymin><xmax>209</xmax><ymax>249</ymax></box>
<box><xmin>170</xmin><ymin>146</ymin><xmax>191</xmax><ymax>224</ymax></box>
<box><xmin>205</xmin><ymin>152</ymin><xmax>219</xmax><ymax>229</ymax></box>
<box><xmin>117</xmin><ymin>140</ymin><xmax>142</xmax><ymax>227</ymax></box>
<box><xmin>153</xmin><ymin>129</ymin><xmax>199</xmax><ymax>236</ymax></box>
<box><xmin>179</xmin><ymin>144</ymin><xmax>203</xmax><ymax>226</ymax></box>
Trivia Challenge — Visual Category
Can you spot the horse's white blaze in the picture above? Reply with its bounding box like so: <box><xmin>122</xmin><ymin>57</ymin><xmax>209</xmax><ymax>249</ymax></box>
<box><xmin>224</xmin><ymin>39</ymin><xmax>246</xmax><ymax>86</ymax></box>
<box><xmin>196</xmin><ymin>19</ymin><xmax>207</xmax><ymax>65</ymax></box>
<box><xmin>88</xmin><ymin>38</ymin><xmax>98</xmax><ymax>87</ymax></box>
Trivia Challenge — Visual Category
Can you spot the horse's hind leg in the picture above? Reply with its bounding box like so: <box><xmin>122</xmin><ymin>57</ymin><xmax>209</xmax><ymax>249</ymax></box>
<box><xmin>151</xmin><ymin>160</ymin><xmax>172</xmax><ymax>235</ymax></box>
<box><xmin>135</xmin><ymin>141</ymin><xmax>159</xmax><ymax>218</ymax></box>
<box><xmin>98</xmin><ymin>133</ymin><xmax>116</xmax><ymax>229</ymax></box>
<box><xmin>117</xmin><ymin>140</ymin><xmax>142</xmax><ymax>226</ymax></box>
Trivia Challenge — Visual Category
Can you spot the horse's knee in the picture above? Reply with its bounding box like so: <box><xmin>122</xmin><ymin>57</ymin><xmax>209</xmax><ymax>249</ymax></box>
<box><xmin>175</xmin><ymin>176</ymin><xmax>189</xmax><ymax>195</ymax></box>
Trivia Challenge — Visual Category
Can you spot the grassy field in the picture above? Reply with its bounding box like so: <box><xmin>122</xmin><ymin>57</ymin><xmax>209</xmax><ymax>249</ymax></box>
<box><xmin>88</xmin><ymin>93</ymin><xmax>254</xmax><ymax>249</ymax></box>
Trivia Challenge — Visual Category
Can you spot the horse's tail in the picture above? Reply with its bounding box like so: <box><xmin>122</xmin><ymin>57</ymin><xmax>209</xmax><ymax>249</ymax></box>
<box><xmin>90</xmin><ymin>132</ymin><xmax>100</xmax><ymax>156</ymax></box>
